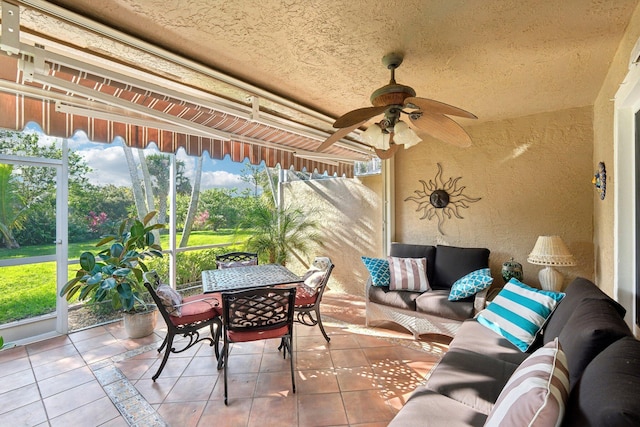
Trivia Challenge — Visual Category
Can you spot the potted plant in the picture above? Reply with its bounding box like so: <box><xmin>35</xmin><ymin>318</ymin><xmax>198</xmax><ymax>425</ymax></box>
<box><xmin>61</xmin><ymin>211</ymin><xmax>165</xmax><ymax>338</ymax></box>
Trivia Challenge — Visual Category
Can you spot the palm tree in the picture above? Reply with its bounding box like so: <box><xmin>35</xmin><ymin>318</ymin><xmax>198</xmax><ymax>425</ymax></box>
<box><xmin>243</xmin><ymin>203</ymin><xmax>322</xmax><ymax>265</ymax></box>
<box><xmin>0</xmin><ymin>164</ymin><xmax>24</xmax><ymax>249</ymax></box>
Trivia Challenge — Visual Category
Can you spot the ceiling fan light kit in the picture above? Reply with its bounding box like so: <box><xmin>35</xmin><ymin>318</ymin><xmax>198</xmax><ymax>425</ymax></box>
<box><xmin>393</xmin><ymin>121</ymin><xmax>422</xmax><ymax>148</ymax></box>
<box><xmin>317</xmin><ymin>53</ymin><xmax>477</xmax><ymax>158</ymax></box>
<box><xmin>362</xmin><ymin>123</ymin><xmax>390</xmax><ymax>149</ymax></box>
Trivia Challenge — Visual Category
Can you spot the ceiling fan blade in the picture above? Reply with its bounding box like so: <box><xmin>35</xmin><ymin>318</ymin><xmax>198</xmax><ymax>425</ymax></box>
<box><xmin>405</xmin><ymin>97</ymin><xmax>477</xmax><ymax>119</ymax></box>
<box><xmin>333</xmin><ymin>106</ymin><xmax>387</xmax><ymax>128</ymax></box>
<box><xmin>316</xmin><ymin>120</ymin><xmax>366</xmax><ymax>152</ymax></box>
<box><xmin>410</xmin><ymin>112</ymin><xmax>473</xmax><ymax>147</ymax></box>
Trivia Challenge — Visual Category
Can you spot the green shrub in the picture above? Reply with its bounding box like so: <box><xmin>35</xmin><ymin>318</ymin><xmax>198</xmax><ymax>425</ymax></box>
<box><xmin>146</xmin><ymin>246</ymin><xmax>245</xmax><ymax>286</ymax></box>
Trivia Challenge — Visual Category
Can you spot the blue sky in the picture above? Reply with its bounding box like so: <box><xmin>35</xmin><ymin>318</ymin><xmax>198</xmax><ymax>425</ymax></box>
<box><xmin>41</xmin><ymin>126</ymin><xmax>257</xmax><ymax>192</ymax></box>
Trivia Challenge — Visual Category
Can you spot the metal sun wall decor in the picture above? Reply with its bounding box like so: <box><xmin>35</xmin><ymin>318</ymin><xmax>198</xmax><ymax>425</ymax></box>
<box><xmin>592</xmin><ymin>161</ymin><xmax>606</xmax><ymax>200</ymax></box>
<box><xmin>404</xmin><ymin>163</ymin><xmax>481</xmax><ymax>235</ymax></box>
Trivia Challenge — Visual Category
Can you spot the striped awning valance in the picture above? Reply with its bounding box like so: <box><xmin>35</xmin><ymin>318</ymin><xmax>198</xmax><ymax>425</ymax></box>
<box><xmin>0</xmin><ymin>54</ymin><xmax>363</xmax><ymax>177</ymax></box>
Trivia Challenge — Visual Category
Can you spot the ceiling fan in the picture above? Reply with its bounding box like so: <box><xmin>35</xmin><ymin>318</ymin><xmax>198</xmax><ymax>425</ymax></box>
<box><xmin>316</xmin><ymin>53</ymin><xmax>477</xmax><ymax>159</ymax></box>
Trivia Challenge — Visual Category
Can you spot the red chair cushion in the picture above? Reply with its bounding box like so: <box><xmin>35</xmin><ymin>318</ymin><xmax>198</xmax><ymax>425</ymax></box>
<box><xmin>204</xmin><ymin>292</ymin><xmax>223</xmax><ymax>315</ymax></box>
<box><xmin>295</xmin><ymin>284</ymin><xmax>318</xmax><ymax>306</ymax></box>
<box><xmin>295</xmin><ymin>292</ymin><xmax>317</xmax><ymax>307</ymax></box>
<box><xmin>227</xmin><ymin>324</ymin><xmax>290</xmax><ymax>342</ymax></box>
<box><xmin>170</xmin><ymin>293</ymin><xmax>220</xmax><ymax>326</ymax></box>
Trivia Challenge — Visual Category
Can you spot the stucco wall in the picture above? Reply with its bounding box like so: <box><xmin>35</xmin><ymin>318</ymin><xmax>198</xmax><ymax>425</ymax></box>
<box><xmin>593</xmin><ymin>3</ymin><xmax>640</xmax><ymax>297</ymax></box>
<box><xmin>394</xmin><ymin>107</ymin><xmax>594</xmax><ymax>291</ymax></box>
<box><xmin>276</xmin><ymin>5</ymin><xmax>640</xmax><ymax>319</ymax></box>
<box><xmin>282</xmin><ymin>107</ymin><xmax>594</xmax><ymax>296</ymax></box>
<box><xmin>282</xmin><ymin>173</ymin><xmax>383</xmax><ymax>296</ymax></box>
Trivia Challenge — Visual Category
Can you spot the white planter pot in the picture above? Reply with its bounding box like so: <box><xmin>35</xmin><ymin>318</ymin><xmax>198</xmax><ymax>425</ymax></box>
<box><xmin>123</xmin><ymin>308</ymin><xmax>158</xmax><ymax>339</ymax></box>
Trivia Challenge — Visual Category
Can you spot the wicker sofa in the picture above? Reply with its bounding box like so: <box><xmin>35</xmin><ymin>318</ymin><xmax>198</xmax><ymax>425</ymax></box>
<box><xmin>365</xmin><ymin>243</ymin><xmax>491</xmax><ymax>338</ymax></box>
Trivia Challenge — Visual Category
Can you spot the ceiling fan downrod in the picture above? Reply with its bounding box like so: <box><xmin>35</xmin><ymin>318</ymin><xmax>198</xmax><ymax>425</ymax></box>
<box><xmin>371</xmin><ymin>53</ymin><xmax>416</xmax><ymax>107</ymax></box>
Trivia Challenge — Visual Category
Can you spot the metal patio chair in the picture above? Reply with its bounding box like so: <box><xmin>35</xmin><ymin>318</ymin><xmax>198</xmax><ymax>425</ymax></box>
<box><xmin>215</xmin><ymin>251</ymin><xmax>259</xmax><ymax>269</ymax></box>
<box><xmin>219</xmin><ymin>287</ymin><xmax>296</xmax><ymax>405</ymax></box>
<box><xmin>143</xmin><ymin>272</ymin><xmax>222</xmax><ymax>381</ymax></box>
<box><xmin>293</xmin><ymin>258</ymin><xmax>335</xmax><ymax>342</ymax></box>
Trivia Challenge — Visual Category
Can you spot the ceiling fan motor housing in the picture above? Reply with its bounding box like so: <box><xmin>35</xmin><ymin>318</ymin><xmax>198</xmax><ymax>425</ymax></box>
<box><xmin>370</xmin><ymin>83</ymin><xmax>416</xmax><ymax>107</ymax></box>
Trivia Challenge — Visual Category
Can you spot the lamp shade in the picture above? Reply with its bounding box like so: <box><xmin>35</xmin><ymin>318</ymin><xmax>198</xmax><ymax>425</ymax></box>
<box><xmin>393</xmin><ymin>121</ymin><xmax>422</xmax><ymax>148</ymax></box>
<box><xmin>527</xmin><ymin>235</ymin><xmax>576</xmax><ymax>266</ymax></box>
<box><xmin>362</xmin><ymin>124</ymin><xmax>389</xmax><ymax>149</ymax></box>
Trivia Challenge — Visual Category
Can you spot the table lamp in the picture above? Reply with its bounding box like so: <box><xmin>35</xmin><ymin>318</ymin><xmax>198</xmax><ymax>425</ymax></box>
<box><xmin>527</xmin><ymin>235</ymin><xmax>576</xmax><ymax>291</ymax></box>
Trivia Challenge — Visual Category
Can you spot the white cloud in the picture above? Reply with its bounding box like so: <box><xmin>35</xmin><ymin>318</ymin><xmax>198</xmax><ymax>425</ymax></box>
<box><xmin>172</xmin><ymin>151</ymin><xmax>248</xmax><ymax>191</ymax></box>
<box><xmin>71</xmin><ymin>142</ymin><xmax>252</xmax><ymax>191</ymax></box>
<box><xmin>201</xmin><ymin>170</ymin><xmax>251</xmax><ymax>191</ymax></box>
<box><xmin>78</xmin><ymin>145</ymin><xmax>136</xmax><ymax>187</ymax></box>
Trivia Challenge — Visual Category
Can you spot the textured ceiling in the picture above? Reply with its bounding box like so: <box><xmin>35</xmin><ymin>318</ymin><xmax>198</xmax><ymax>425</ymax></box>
<box><xmin>12</xmin><ymin>0</ymin><xmax>640</xmax><ymax>136</ymax></box>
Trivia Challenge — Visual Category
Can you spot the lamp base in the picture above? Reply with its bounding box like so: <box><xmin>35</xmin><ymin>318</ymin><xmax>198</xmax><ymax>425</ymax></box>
<box><xmin>538</xmin><ymin>266</ymin><xmax>564</xmax><ymax>292</ymax></box>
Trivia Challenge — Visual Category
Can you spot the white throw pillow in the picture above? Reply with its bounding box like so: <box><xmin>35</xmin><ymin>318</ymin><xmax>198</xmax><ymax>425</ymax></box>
<box><xmin>156</xmin><ymin>284</ymin><xmax>183</xmax><ymax>317</ymax></box>
<box><xmin>387</xmin><ymin>256</ymin><xmax>430</xmax><ymax>292</ymax></box>
<box><xmin>484</xmin><ymin>338</ymin><xmax>569</xmax><ymax>427</ymax></box>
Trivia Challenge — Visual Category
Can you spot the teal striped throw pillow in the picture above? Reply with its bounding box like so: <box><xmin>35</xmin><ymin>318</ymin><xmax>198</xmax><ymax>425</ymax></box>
<box><xmin>476</xmin><ymin>278</ymin><xmax>565</xmax><ymax>351</ymax></box>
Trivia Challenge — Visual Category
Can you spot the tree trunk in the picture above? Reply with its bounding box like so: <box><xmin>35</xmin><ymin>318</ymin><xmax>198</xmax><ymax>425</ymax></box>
<box><xmin>179</xmin><ymin>155</ymin><xmax>203</xmax><ymax>248</ymax></box>
<box><xmin>0</xmin><ymin>223</ymin><xmax>20</xmax><ymax>249</ymax></box>
<box><xmin>138</xmin><ymin>150</ymin><xmax>156</xmax><ymax>218</ymax></box>
<box><xmin>122</xmin><ymin>144</ymin><xmax>148</xmax><ymax>221</ymax></box>
<box><xmin>137</xmin><ymin>149</ymin><xmax>160</xmax><ymax>242</ymax></box>
<box><xmin>264</xmin><ymin>164</ymin><xmax>278</xmax><ymax>206</ymax></box>
<box><xmin>0</xmin><ymin>164</ymin><xmax>21</xmax><ymax>249</ymax></box>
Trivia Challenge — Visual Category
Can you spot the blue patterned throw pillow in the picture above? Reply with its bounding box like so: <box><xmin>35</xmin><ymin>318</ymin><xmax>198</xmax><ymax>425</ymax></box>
<box><xmin>361</xmin><ymin>256</ymin><xmax>390</xmax><ymax>287</ymax></box>
<box><xmin>476</xmin><ymin>278</ymin><xmax>565</xmax><ymax>352</ymax></box>
<box><xmin>448</xmin><ymin>268</ymin><xmax>494</xmax><ymax>301</ymax></box>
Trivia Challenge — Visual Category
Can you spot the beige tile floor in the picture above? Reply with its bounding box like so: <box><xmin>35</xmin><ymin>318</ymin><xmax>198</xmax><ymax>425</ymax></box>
<box><xmin>0</xmin><ymin>291</ymin><xmax>450</xmax><ymax>427</ymax></box>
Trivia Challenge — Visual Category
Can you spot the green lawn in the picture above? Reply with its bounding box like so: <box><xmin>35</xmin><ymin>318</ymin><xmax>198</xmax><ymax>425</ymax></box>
<box><xmin>0</xmin><ymin>229</ymin><xmax>252</xmax><ymax>323</ymax></box>
<box><xmin>0</xmin><ymin>229</ymin><xmax>252</xmax><ymax>260</ymax></box>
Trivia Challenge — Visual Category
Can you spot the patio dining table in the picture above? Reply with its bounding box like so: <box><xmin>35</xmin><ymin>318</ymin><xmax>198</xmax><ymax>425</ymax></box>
<box><xmin>201</xmin><ymin>263</ymin><xmax>303</xmax><ymax>294</ymax></box>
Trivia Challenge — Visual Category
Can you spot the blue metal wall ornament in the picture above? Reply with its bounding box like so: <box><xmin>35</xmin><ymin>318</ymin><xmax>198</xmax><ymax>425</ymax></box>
<box><xmin>592</xmin><ymin>162</ymin><xmax>606</xmax><ymax>200</ymax></box>
<box><xmin>405</xmin><ymin>163</ymin><xmax>481</xmax><ymax>235</ymax></box>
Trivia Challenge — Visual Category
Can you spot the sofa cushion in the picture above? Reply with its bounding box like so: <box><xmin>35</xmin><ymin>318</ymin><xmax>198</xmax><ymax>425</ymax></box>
<box><xmin>389</xmin><ymin>243</ymin><xmax>437</xmax><ymax>285</ymax></box>
<box><xmin>484</xmin><ymin>338</ymin><xmax>570</xmax><ymax>427</ymax></box>
<box><xmin>426</xmin><ymin>348</ymin><xmax>520</xmax><ymax>415</ymax></box>
<box><xmin>361</xmin><ymin>256</ymin><xmax>390</xmax><ymax>287</ymax></box>
<box><xmin>449</xmin><ymin>320</ymin><xmax>529</xmax><ymax>365</ymax></box>
<box><xmin>368</xmin><ymin>285</ymin><xmax>419</xmax><ymax>310</ymax></box>
<box><xmin>415</xmin><ymin>290</ymin><xmax>474</xmax><ymax>321</ymax></box>
<box><xmin>448</xmin><ymin>268</ymin><xmax>493</xmax><ymax>301</ymax></box>
<box><xmin>543</xmin><ymin>276</ymin><xmax>626</xmax><ymax>343</ymax></box>
<box><xmin>563</xmin><ymin>336</ymin><xmax>640</xmax><ymax>427</ymax></box>
<box><xmin>476</xmin><ymin>278</ymin><xmax>565</xmax><ymax>351</ymax></box>
<box><xmin>557</xmin><ymin>297</ymin><xmax>632</xmax><ymax>389</ymax></box>
<box><xmin>388</xmin><ymin>256</ymin><xmax>430</xmax><ymax>292</ymax></box>
<box><xmin>388</xmin><ymin>387</ymin><xmax>487</xmax><ymax>427</ymax></box>
<box><xmin>432</xmin><ymin>245</ymin><xmax>490</xmax><ymax>290</ymax></box>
